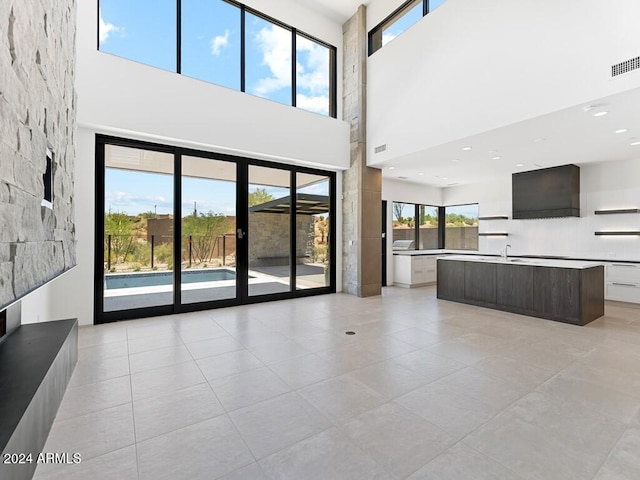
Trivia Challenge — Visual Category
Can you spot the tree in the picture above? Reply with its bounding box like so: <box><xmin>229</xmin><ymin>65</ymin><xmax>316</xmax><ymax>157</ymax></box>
<box><xmin>104</xmin><ymin>212</ymin><xmax>135</xmax><ymax>263</ymax></box>
<box><xmin>249</xmin><ymin>187</ymin><xmax>275</xmax><ymax>207</ymax></box>
<box><xmin>182</xmin><ymin>212</ymin><xmax>229</xmax><ymax>264</ymax></box>
<box><xmin>393</xmin><ymin>203</ymin><xmax>406</xmax><ymax>223</ymax></box>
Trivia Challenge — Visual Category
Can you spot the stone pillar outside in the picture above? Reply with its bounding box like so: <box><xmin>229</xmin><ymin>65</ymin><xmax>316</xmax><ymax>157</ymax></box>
<box><xmin>342</xmin><ymin>5</ymin><xmax>382</xmax><ymax>297</ymax></box>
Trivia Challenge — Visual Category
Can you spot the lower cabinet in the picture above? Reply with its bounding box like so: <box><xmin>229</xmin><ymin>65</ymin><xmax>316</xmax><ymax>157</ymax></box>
<box><xmin>496</xmin><ymin>264</ymin><xmax>534</xmax><ymax>311</ymax></box>
<box><xmin>464</xmin><ymin>262</ymin><xmax>496</xmax><ymax>304</ymax></box>
<box><xmin>393</xmin><ymin>255</ymin><xmax>437</xmax><ymax>288</ymax></box>
<box><xmin>605</xmin><ymin>263</ymin><xmax>640</xmax><ymax>304</ymax></box>
<box><xmin>437</xmin><ymin>259</ymin><xmax>604</xmax><ymax>325</ymax></box>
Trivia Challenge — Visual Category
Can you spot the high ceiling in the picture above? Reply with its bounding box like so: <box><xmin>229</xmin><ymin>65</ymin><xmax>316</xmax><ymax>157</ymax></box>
<box><xmin>292</xmin><ymin>1</ymin><xmax>640</xmax><ymax>189</ymax></box>
<box><xmin>378</xmin><ymin>86</ymin><xmax>640</xmax><ymax>188</ymax></box>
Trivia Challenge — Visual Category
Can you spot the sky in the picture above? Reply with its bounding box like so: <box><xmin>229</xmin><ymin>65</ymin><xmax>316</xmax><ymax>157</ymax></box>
<box><xmin>99</xmin><ymin>0</ymin><xmax>330</xmax><ymax>114</ymax></box>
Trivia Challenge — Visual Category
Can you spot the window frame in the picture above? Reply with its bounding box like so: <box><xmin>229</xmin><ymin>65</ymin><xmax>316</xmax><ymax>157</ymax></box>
<box><xmin>443</xmin><ymin>203</ymin><xmax>479</xmax><ymax>251</ymax></box>
<box><xmin>391</xmin><ymin>202</ymin><xmax>441</xmax><ymax>251</ymax></box>
<box><xmin>97</xmin><ymin>0</ymin><xmax>337</xmax><ymax>117</ymax></box>
<box><xmin>368</xmin><ymin>0</ymin><xmax>444</xmax><ymax>56</ymax></box>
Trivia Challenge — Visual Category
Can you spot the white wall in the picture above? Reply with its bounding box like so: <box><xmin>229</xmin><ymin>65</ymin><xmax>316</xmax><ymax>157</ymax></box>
<box><xmin>367</xmin><ymin>0</ymin><xmax>640</xmax><ymax>166</ymax></box>
<box><xmin>78</xmin><ymin>0</ymin><xmax>349</xmax><ymax>170</ymax></box>
<box><xmin>382</xmin><ymin>179</ymin><xmax>441</xmax><ymax>284</ymax></box>
<box><xmin>443</xmin><ymin>158</ymin><xmax>640</xmax><ymax>261</ymax></box>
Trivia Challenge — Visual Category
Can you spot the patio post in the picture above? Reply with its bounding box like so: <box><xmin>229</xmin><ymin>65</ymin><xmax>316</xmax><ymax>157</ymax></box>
<box><xmin>189</xmin><ymin>235</ymin><xmax>192</xmax><ymax>268</ymax></box>
<box><xmin>151</xmin><ymin>235</ymin><xmax>155</xmax><ymax>269</ymax></box>
<box><xmin>107</xmin><ymin>235</ymin><xmax>111</xmax><ymax>270</ymax></box>
<box><xmin>222</xmin><ymin>235</ymin><xmax>226</xmax><ymax>266</ymax></box>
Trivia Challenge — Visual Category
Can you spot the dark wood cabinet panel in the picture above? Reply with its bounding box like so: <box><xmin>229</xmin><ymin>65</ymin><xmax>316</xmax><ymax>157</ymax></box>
<box><xmin>437</xmin><ymin>260</ymin><xmax>604</xmax><ymax>326</ymax></box>
<box><xmin>533</xmin><ymin>268</ymin><xmax>581</xmax><ymax>323</ymax></box>
<box><xmin>581</xmin><ymin>266</ymin><xmax>605</xmax><ymax>322</ymax></box>
<box><xmin>437</xmin><ymin>260</ymin><xmax>465</xmax><ymax>301</ymax></box>
<box><xmin>496</xmin><ymin>264</ymin><xmax>533</xmax><ymax>311</ymax></box>
<box><xmin>464</xmin><ymin>262</ymin><xmax>496</xmax><ymax>304</ymax></box>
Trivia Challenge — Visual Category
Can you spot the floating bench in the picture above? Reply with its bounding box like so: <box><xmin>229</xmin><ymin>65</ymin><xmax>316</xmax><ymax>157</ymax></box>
<box><xmin>0</xmin><ymin>319</ymin><xmax>77</xmax><ymax>480</ymax></box>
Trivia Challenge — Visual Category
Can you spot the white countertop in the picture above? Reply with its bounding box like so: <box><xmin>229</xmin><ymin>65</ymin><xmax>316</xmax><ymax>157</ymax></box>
<box><xmin>439</xmin><ymin>255</ymin><xmax>603</xmax><ymax>269</ymax></box>
<box><xmin>393</xmin><ymin>249</ymin><xmax>480</xmax><ymax>256</ymax></box>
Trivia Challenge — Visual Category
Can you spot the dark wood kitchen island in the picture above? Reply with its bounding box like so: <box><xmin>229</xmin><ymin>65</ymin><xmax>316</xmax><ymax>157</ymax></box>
<box><xmin>437</xmin><ymin>256</ymin><xmax>604</xmax><ymax>326</ymax></box>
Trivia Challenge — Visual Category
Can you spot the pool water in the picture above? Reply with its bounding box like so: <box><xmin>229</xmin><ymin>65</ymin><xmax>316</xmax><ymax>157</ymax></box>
<box><xmin>105</xmin><ymin>269</ymin><xmax>236</xmax><ymax>289</ymax></box>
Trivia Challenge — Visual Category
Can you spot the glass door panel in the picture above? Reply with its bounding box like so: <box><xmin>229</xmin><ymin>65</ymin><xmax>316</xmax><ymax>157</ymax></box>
<box><xmin>103</xmin><ymin>145</ymin><xmax>174</xmax><ymax>311</ymax></box>
<box><xmin>295</xmin><ymin>173</ymin><xmax>330</xmax><ymax>289</ymax></box>
<box><xmin>181</xmin><ymin>156</ymin><xmax>237</xmax><ymax>304</ymax></box>
<box><xmin>248</xmin><ymin>165</ymin><xmax>291</xmax><ymax>296</ymax></box>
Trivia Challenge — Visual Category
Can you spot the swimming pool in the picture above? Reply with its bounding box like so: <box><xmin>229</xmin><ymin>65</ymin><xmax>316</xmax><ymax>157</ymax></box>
<box><xmin>105</xmin><ymin>269</ymin><xmax>236</xmax><ymax>290</ymax></box>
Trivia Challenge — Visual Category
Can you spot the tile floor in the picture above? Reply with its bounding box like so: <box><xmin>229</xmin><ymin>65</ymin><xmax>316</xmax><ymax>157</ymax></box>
<box><xmin>33</xmin><ymin>286</ymin><xmax>640</xmax><ymax>480</ymax></box>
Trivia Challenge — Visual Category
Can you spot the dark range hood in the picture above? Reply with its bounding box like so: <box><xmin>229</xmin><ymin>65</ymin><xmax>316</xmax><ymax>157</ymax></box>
<box><xmin>512</xmin><ymin>164</ymin><xmax>580</xmax><ymax>219</ymax></box>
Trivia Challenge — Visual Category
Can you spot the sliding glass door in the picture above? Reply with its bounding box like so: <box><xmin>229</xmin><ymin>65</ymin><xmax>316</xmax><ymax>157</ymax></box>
<box><xmin>96</xmin><ymin>136</ymin><xmax>335</xmax><ymax>323</ymax></box>
<box><xmin>295</xmin><ymin>173</ymin><xmax>331</xmax><ymax>289</ymax></box>
<box><xmin>102</xmin><ymin>144</ymin><xmax>175</xmax><ymax>313</ymax></box>
<box><xmin>181</xmin><ymin>156</ymin><xmax>237</xmax><ymax>304</ymax></box>
<box><xmin>247</xmin><ymin>165</ymin><xmax>292</xmax><ymax>297</ymax></box>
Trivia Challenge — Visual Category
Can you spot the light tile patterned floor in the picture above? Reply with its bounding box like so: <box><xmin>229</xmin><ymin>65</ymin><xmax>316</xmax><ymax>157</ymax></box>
<box><xmin>33</xmin><ymin>286</ymin><xmax>640</xmax><ymax>479</ymax></box>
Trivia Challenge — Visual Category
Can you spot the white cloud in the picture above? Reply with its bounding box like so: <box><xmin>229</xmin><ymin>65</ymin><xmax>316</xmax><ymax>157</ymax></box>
<box><xmin>248</xmin><ymin>25</ymin><xmax>330</xmax><ymax>114</ymax></box>
<box><xmin>382</xmin><ymin>31</ymin><xmax>397</xmax><ymax>46</ymax></box>
<box><xmin>210</xmin><ymin>30</ymin><xmax>230</xmax><ymax>56</ymax></box>
<box><xmin>296</xmin><ymin>36</ymin><xmax>329</xmax><ymax>96</ymax></box>
<box><xmin>251</xmin><ymin>25</ymin><xmax>292</xmax><ymax>96</ymax></box>
<box><xmin>99</xmin><ymin>9</ymin><xmax>120</xmax><ymax>45</ymax></box>
<box><xmin>296</xmin><ymin>93</ymin><xmax>329</xmax><ymax>115</ymax></box>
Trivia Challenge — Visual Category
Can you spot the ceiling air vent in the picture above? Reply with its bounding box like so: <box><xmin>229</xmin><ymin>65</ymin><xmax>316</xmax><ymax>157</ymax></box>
<box><xmin>374</xmin><ymin>144</ymin><xmax>387</xmax><ymax>154</ymax></box>
<box><xmin>612</xmin><ymin>56</ymin><xmax>640</xmax><ymax>77</ymax></box>
<box><xmin>398</xmin><ymin>176</ymin><xmax>408</xmax><ymax>180</ymax></box>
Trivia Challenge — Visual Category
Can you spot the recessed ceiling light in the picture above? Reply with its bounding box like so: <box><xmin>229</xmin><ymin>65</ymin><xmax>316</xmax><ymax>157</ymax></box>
<box><xmin>451</xmin><ymin>158</ymin><xmax>459</xmax><ymax>162</ymax></box>
<box><xmin>388</xmin><ymin>166</ymin><xmax>395</xmax><ymax>170</ymax></box>
<box><xmin>492</xmin><ymin>156</ymin><xmax>501</xmax><ymax>160</ymax></box>
<box><xmin>533</xmin><ymin>137</ymin><xmax>546</xmax><ymax>143</ymax></box>
<box><xmin>615</xmin><ymin>129</ymin><xmax>628</xmax><ymax>134</ymax></box>
<box><xmin>488</xmin><ymin>150</ymin><xmax>498</xmax><ymax>155</ymax></box>
<box><xmin>462</xmin><ymin>146</ymin><xmax>472</xmax><ymax>151</ymax></box>
<box><xmin>582</xmin><ymin>105</ymin><xmax>597</xmax><ymax>112</ymax></box>
<box><xmin>443</xmin><ymin>177</ymin><xmax>449</xmax><ymax>180</ymax></box>
<box><xmin>593</xmin><ymin>111</ymin><xmax>608</xmax><ymax>117</ymax></box>
<box><xmin>418</xmin><ymin>172</ymin><xmax>424</xmax><ymax>176</ymax></box>
<box><xmin>516</xmin><ymin>163</ymin><xmax>525</xmax><ymax>167</ymax></box>
<box><xmin>631</xmin><ymin>141</ymin><xmax>640</xmax><ymax>146</ymax></box>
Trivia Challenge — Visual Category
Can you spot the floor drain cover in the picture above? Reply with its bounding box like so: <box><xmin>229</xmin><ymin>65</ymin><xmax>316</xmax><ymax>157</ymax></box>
<box><xmin>345</xmin><ymin>331</ymin><xmax>356</xmax><ymax>335</ymax></box>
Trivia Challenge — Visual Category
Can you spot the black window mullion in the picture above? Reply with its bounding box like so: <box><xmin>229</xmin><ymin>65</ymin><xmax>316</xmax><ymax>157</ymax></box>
<box><xmin>173</xmin><ymin>151</ymin><xmax>182</xmax><ymax>309</ymax></box>
<box><xmin>237</xmin><ymin>161</ymin><xmax>248</xmax><ymax>302</ymax></box>
<box><xmin>423</xmin><ymin>0</ymin><xmax>428</xmax><ymax>16</ymax></box>
<box><xmin>291</xmin><ymin>30</ymin><xmax>297</xmax><ymax>107</ymax></box>
<box><xmin>290</xmin><ymin>170</ymin><xmax>296</xmax><ymax>291</ymax></box>
<box><xmin>330</xmin><ymin>47</ymin><xmax>337</xmax><ymax>118</ymax></box>
<box><xmin>176</xmin><ymin>0</ymin><xmax>181</xmax><ymax>73</ymax></box>
<box><xmin>414</xmin><ymin>204</ymin><xmax>420</xmax><ymax>250</ymax></box>
<box><xmin>438</xmin><ymin>206</ymin><xmax>446</xmax><ymax>249</ymax></box>
<box><xmin>94</xmin><ymin>139</ymin><xmax>106</xmax><ymax>322</ymax></box>
<box><xmin>240</xmin><ymin>5</ymin><xmax>246</xmax><ymax>92</ymax></box>
<box><xmin>329</xmin><ymin>173</ymin><xmax>336</xmax><ymax>291</ymax></box>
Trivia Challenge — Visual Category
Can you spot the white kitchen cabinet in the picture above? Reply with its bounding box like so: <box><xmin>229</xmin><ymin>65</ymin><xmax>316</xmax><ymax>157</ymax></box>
<box><xmin>393</xmin><ymin>255</ymin><xmax>438</xmax><ymax>288</ymax></box>
<box><xmin>605</xmin><ymin>263</ymin><xmax>640</xmax><ymax>304</ymax></box>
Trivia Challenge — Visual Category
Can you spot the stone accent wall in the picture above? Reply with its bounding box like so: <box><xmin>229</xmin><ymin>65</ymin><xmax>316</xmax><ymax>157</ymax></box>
<box><xmin>342</xmin><ymin>6</ymin><xmax>382</xmax><ymax>297</ymax></box>
<box><xmin>0</xmin><ymin>0</ymin><xmax>77</xmax><ymax>309</ymax></box>
<box><xmin>248</xmin><ymin>213</ymin><xmax>314</xmax><ymax>267</ymax></box>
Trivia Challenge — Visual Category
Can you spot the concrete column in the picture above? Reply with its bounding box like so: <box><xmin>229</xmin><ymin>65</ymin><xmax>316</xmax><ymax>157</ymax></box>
<box><xmin>342</xmin><ymin>5</ymin><xmax>382</xmax><ymax>297</ymax></box>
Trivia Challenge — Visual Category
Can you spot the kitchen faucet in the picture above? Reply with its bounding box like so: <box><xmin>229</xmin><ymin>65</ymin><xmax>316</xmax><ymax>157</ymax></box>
<box><xmin>503</xmin><ymin>244</ymin><xmax>512</xmax><ymax>260</ymax></box>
